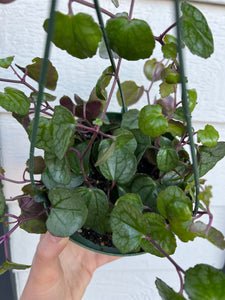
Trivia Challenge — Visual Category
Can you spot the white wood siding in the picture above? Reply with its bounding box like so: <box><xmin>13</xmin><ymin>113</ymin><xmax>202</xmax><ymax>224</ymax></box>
<box><xmin>0</xmin><ymin>1</ymin><xmax>225</xmax><ymax>299</ymax></box>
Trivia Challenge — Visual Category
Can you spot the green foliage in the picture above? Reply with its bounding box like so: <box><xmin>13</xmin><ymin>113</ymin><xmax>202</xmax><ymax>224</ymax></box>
<box><xmin>0</xmin><ymin>56</ymin><xmax>14</xmax><ymax>68</ymax></box>
<box><xmin>1</xmin><ymin>2</ymin><xmax>225</xmax><ymax>298</ymax></box>
<box><xmin>116</xmin><ymin>81</ymin><xmax>144</xmax><ymax>107</ymax></box>
<box><xmin>16</xmin><ymin>57</ymin><xmax>58</xmax><ymax>90</ymax></box>
<box><xmin>0</xmin><ymin>87</ymin><xmax>30</xmax><ymax>115</ymax></box>
<box><xmin>106</xmin><ymin>16</ymin><xmax>155</xmax><ymax>60</ymax></box>
<box><xmin>139</xmin><ymin>105</ymin><xmax>168</xmax><ymax>137</ymax></box>
<box><xmin>52</xmin><ymin>105</ymin><xmax>75</xmax><ymax>160</ymax></box>
<box><xmin>0</xmin><ymin>261</ymin><xmax>30</xmax><ymax>275</ymax></box>
<box><xmin>181</xmin><ymin>1</ymin><xmax>214</xmax><ymax>58</ymax></box>
<box><xmin>44</xmin><ymin>12</ymin><xmax>102</xmax><ymax>59</ymax></box>
<box><xmin>197</xmin><ymin>124</ymin><xmax>219</xmax><ymax>148</ymax></box>
<box><xmin>155</xmin><ymin>278</ymin><xmax>186</xmax><ymax>300</ymax></box>
<box><xmin>184</xmin><ymin>264</ymin><xmax>225</xmax><ymax>300</ymax></box>
<box><xmin>46</xmin><ymin>188</ymin><xmax>88</xmax><ymax>236</ymax></box>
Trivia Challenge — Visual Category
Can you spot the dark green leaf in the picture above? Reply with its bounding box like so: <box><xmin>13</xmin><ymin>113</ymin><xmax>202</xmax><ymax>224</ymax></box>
<box><xmin>155</xmin><ymin>278</ymin><xmax>186</xmax><ymax>300</ymax></box>
<box><xmin>16</xmin><ymin>57</ymin><xmax>58</xmax><ymax>90</ymax></box>
<box><xmin>157</xmin><ymin>147</ymin><xmax>179</xmax><ymax>172</ymax></box>
<box><xmin>0</xmin><ymin>87</ymin><xmax>30</xmax><ymax>115</ymax></box>
<box><xmin>116</xmin><ymin>81</ymin><xmax>144</xmax><ymax>107</ymax></box>
<box><xmin>0</xmin><ymin>56</ymin><xmax>14</xmax><ymax>68</ymax></box>
<box><xmin>121</xmin><ymin>109</ymin><xmax>140</xmax><ymax>129</ymax></box>
<box><xmin>46</xmin><ymin>188</ymin><xmax>88</xmax><ymax>237</ymax></box>
<box><xmin>198</xmin><ymin>142</ymin><xmax>225</xmax><ymax>178</ymax></box>
<box><xmin>197</xmin><ymin>124</ymin><xmax>219</xmax><ymax>148</ymax></box>
<box><xmin>44</xmin><ymin>12</ymin><xmax>102</xmax><ymax>59</ymax></box>
<box><xmin>0</xmin><ymin>186</ymin><xmax>5</xmax><ymax>217</ymax></box>
<box><xmin>157</xmin><ymin>186</ymin><xmax>192</xmax><ymax>220</ymax></box>
<box><xmin>68</xmin><ymin>141</ymin><xmax>91</xmax><ymax>175</ymax></box>
<box><xmin>115</xmin><ymin>193</ymin><xmax>143</xmax><ymax>212</ymax></box>
<box><xmin>99</xmin><ymin>147</ymin><xmax>137</xmax><ymax>184</ymax></box>
<box><xmin>184</xmin><ymin>264</ymin><xmax>225</xmax><ymax>300</ymax></box>
<box><xmin>162</xmin><ymin>43</ymin><xmax>177</xmax><ymax>60</ymax></box>
<box><xmin>113</xmin><ymin>128</ymin><xmax>137</xmax><ymax>152</ymax></box>
<box><xmin>106</xmin><ymin>17</ymin><xmax>155</xmax><ymax>60</ymax></box>
<box><xmin>111</xmin><ymin>201</ymin><xmax>147</xmax><ymax>253</ymax></box>
<box><xmin>52</xmin><ymin>105</ymin><xmax>75</xmax><ymax>160</ymax></box>
<box><xmin>131</xmin><ymin>129</ymin><xmax>151</xmax><ymax>162</ymax></box>
<box><xmin>45</xmin><ymin>152</ymin><xmax>71</xmax><ymax>185</ymax></box>
<box><xmin>190</xmin><ymin>221</ymin><xmax>225</xmax><ymax>249</ymax></box>
<box><xmin>0</xmin><ymin>261</ymin><xmax>30</xmax><ymax>275</ymax></box>
<box><xmin>76</xmin><ymin>187</ymin><xmax>108</xmax><ymax>227</ymax></box>
<box><xmin>141</xmin><ymin>213</ymin><xmax>176</xmax><ymax>257</ymax></box>
<box><xmin>138</xmin><ymin>105</ymin><xmax>168</xmax><ymax>137</ymax></box>
<box><xmin>181</xmin><ymin>2</ymin><xmax>214</xmax><ymax>58</ymax></box>
<box><xmin>131</xmin><ymin>174</ymin><xmax>158</xmax><ymax>210</ymax></box>
<box><xmin>41</xmin><ymin>169</ymin><xmax>84</xmax><ymax>190</ymax></box>
<box><xmin>27</xmin><ymin>117</ymin><xmax>54</xmax><ymax>153</ymax></box>
<box><xmin>144</xmin><ymin>59</ymin><xmax>164</xmax><ymax>81</ymax></box>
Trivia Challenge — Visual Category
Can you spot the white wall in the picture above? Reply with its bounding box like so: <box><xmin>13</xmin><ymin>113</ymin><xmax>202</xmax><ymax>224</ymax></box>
<box><xmin>0</xmin><ymin>0</ymin><xmax>225</xmax><ymax>299</ymax></box>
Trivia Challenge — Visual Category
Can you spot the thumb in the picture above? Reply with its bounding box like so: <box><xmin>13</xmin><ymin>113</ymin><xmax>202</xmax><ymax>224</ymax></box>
<box><xmin>36</xmin><ymin>231</ymin><xmax>69</xmax><ymax>261</ymax></box>
<box><xmin>29</xmin><ymin>232</ymin><xmax>69</xmax><ymax>284</ymax></box>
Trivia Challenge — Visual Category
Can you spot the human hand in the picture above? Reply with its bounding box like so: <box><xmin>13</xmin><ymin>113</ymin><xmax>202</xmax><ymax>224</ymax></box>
<box><xmin>20</xmin><ymin>231</ymin><xmax>119</xmax><ymax>300</ymax></box>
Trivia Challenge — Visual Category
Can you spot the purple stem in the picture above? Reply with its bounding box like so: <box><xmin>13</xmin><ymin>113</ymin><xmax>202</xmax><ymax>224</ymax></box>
<box><xmin>154</xmin><ymin>21</ymin><xmax>177</xmax><ymax>45</ymax></box>
<box><xmin>77</xmin><ymin>124</ymin><xmax>115</xmax><ymax>140</ymax></box>
<box><xmin>70</xmin><ymin>0</ymin><xmax>115</xmax><ymax>18</ymax></box>
<box><xmin>129</xmin><ymin>0</ymin><xmax>135</xmax><ymax>20</ymax></box>
<box><xmin>143</xmin><ymin>235</ymin><xmax>186</xmax><ymax>274</ymax></box>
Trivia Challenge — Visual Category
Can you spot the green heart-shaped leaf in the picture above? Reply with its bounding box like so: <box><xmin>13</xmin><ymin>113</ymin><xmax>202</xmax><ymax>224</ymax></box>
<box><xmin>197</xmin><ymin>124</ymin><xmax>219</xmax><ymax>148</ymax></box>
<box><xmin>138</xmin><ymin>105</ymin><xmax>168</xmax><ymax>137</ymax></box>
<box><xmin>45</xmin><ymin>152</ymin><xmax>71</xmax><ymax>185</ymax></box>
<box><xmin>157</xmin><ymin>147</ymin><xmax>179</xmax><ymax>172</ymax></box>
<box><xmin>116</xmin><ymin>81</ymin><xmax>144</xmax><ymax>107</ymax></box>
<box><xmin>47</xmin><ymin>188</ymin><xmax>88</xmax><ymax>237</ymax></box>
<box><xmin>184</xmin><ymin>264</ymin><xmax>225</xmax><ymax>300</ymax></box>
<box><xmin>44</xmin><ymin>12</ymin><xmax>102</xmax><ymax>59</ymax></box>
<box><xmin>27</xmin><ymin>117</ymin><xmax>54</xmax><ymax>153</ymax></box>
<box><xmin>76</xmin><ymin>187</ymin><xmax>108</xmax><ymax>227</ymax></box>
<box><xmin>99</xmin><ymin>147</ymin><xmax>137</xmax><ymax>184</ymax></box>
<box><xmin>141</xmin><ymin>213</ymin><xmax>176</xmax><ymax>257</ymax></box>
<box><xmin>0</xmin><ymin>87</ymin><xmax>30</xmax><ymax>115</ymax></box>
<box><xmin>111</xmin><ymin>201</ymin><xmax>147</xmax><ymax>253</ymax></box>
<box><xmin>52</xmin><ymin>105</ymin><xmax>75</xmax><ymax>160</ymax></box>
<box><xmin>106</xmin><ymin>17</ymin><xmax>155</xmax><ymax>60</ymax></box>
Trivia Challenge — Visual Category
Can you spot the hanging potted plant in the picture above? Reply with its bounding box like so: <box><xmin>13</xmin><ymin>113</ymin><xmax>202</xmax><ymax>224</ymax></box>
<box><xmin>0</xmin><ymin>0</ymin><xmax>225</xmax><ymax>298</ymax></box>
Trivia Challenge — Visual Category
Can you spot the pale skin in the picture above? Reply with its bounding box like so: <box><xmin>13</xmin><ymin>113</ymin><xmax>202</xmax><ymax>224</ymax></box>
<box><xmin>20</xmin><ymin>231</ymin><xmax>119</xmax><ymax>300</ymax></box>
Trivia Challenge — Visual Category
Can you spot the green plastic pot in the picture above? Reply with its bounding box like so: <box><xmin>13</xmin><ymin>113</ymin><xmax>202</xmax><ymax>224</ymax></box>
<box><xmin>70</xmin><ymin>232</ymin><xmax>145</xmax><ymax>256</ymax></box>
